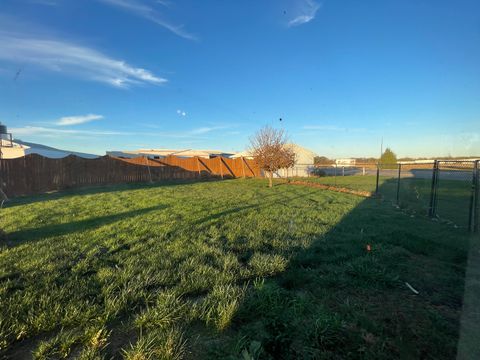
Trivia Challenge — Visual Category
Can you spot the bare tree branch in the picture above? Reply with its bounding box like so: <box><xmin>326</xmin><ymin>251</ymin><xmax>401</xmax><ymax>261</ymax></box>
<box><xmin>249</xmin><ymin>126</ymin><xmax>295</xmax><ymax>187</ymax></box>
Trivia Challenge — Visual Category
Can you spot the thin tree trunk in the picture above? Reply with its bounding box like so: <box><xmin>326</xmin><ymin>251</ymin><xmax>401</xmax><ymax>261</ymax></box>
<box><xmin>268</xmin><ymin>171</ymin><xmax>273</xmax><ymax>187</ymax></box>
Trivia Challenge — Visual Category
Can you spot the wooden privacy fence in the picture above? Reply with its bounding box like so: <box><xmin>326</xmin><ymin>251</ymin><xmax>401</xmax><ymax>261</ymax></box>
<box><xmin>0</xmin><ymin>154</ymin><xmax>261</xmax><ymax>197</ymax></box>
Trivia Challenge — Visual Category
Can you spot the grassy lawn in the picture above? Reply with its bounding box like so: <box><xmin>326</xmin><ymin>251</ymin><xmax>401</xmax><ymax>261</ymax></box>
<box><xmin>296</xmin><ymin>175</ymin><xmax>473</xmax><ymax>227</ymax></box>
<box><xmin>0</xmin><ymin>179</ymin><xmax>470</xmax><ymax>359</ymax></box>
<box><xmin>292</xmin><ymin>175</ymin><xmax>382</xmax><ymax>192</ymax></box>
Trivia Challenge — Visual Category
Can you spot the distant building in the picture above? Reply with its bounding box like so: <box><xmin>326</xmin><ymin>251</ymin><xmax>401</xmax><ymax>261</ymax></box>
<box><xmin>107</xmin><ymin>149</ymin><xmax>235</xmax><ymax>159</ymax></box>
<box><xmin>230</xmin><ymin>150</ymin><xmax>253</xmax><ymax>160</ymax></box>
<box><xmin>0</xmin><ymin>122</ymin><xmax>18</xmax><ymax>159</ymax></box>
<box><xmin>398</xmin><ymin>158</ymin><xmax>480</xmax><ymax>164</ymax></box>
<box><xmin>0</xmin><ymin>142</ymin><xmax>99</xmax><ymax>159</ymax></box>
<box><xmin>0</xmin><ymin>123</ymin><xmax>98</xmax><ymax>159</ymax></box>
<box><xmin>231</xmin><ymin>143</ymin><xmax>317</xmax><ymax>177</ymax></box>
<box><xmin>0</xmin><ymin>140</ymin><xmax>99</xmax><ymax>159</ymax></box>
<box><xmin>335</xmin><ymin>158</ymin><xmax>356</xmax><ymax>166</ymax></box>
<box><xmin>0</xmin><ymin>141</ymin><xmax>25</xmax><ymax>159</ymax></box>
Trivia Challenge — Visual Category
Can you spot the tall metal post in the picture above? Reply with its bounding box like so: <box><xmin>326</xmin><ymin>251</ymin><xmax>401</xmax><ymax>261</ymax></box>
<box><xmin>334</xmin><ymin>164</ymin><xmax>337</xmax><ymax>186</ymax></box>
<box><xmin>473</xmin><ymin>161</ymin><xmax>479</xmax><ymax>233</ymax></box>
<box><xmin>396</xmin><ymin>163</ymin><xmax>401</xmax><ymax>205</ymax></box>
<box><xmin>468</xmin><ymin>162</ymin><xmax>476</xmax><ymax>232</ymax></box>
<box><xmin>375</xmin><ymin>165</ymin><xmax>380</xmax><ymax>194</ymax></box>
<box><xmin>429</xmin><ymin>160</ymin><xmax>439</xmax><ymax>217</ymax></box>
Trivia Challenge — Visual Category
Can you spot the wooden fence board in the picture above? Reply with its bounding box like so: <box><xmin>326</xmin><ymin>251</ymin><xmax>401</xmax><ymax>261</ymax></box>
<box><xmin>0</xmin><ymin>154</ymin><xmax>261</xmax><ymax>197</ymax></box>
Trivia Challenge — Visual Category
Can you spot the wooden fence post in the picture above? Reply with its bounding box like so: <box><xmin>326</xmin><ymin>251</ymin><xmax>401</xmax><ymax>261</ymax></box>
<box><xmin>241</xmin><ymin>157</ymin><xmax>246</xmax><ymax>178</ymax></box>
<box><xmin>219</xmin><ymin>157</ymin><xmax>224</xmax><ymax>179</ymax></box>
<box><xmin>144</xmin><ymin>156</ymin><xmax>153</xmax><ymax>183</ymax></box>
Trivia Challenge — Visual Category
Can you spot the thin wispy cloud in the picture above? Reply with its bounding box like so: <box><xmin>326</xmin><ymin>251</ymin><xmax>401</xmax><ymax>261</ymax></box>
<box><xmin>11</xmin><ymin>126</ymin><xmax>128</xmax><ymax>137</ymax></box>
<box><xmin>0</xmin><ymin>31</ymin><xmax>166</xmax><ymax>88</ymax></box>
<box><xmin>155</xmin><ymin>0</ymin><xmax>171</xmax><ymax>7</ymax></box>
<box><xmin>288</xmin><ymin>0</ymin><xmax>321</xmax><ymax>27</ymax></box>
<box><xmin>189</xmin><ymin>126</ymin><xmax>227</xmax><ymax>135</ymax></box>
<box><xmin>12</xmin><ymin>124</ymin><xmax>236</xmax><ymax>139</ymax></box>
<box><xmin>303</xmin><ymin>125</ymin><xmax>346</xmax><ymax>131</ymax></box>
<box><xmin>29</xmin><ymin>0</ymin><xmax>58</xmax><ymax>6</ymax></box>
<box><xmin>56</xmin><ymin>114</ymin><xmax>104</xmax><ymax>126</ymax></box>
<box><xmin>98</xmin><ymin>0</ymin><xmax>196</xmax><ymax>40</ymax></box>
<box><xmin>302</xmin><ymin>125</ymin><xmax>368</xmax><ymax>133</ymax></box>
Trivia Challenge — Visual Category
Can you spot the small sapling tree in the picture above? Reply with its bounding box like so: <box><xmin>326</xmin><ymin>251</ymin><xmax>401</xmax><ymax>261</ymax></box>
<box><xmin>250</xmin><ymin>126</ymin><xmax>295</xmax><ymax>187</ymax></box>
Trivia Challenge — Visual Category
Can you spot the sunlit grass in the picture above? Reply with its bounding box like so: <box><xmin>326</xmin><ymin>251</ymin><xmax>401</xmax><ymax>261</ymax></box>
<box><xmin>0</xmin><ymin>179</ymin><xmax>469</xmax><ymax>358</ymax></box>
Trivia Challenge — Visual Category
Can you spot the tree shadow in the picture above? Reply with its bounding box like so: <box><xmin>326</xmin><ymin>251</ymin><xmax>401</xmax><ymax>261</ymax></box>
<box><xmin>191</xmin><ymin>190</ymin><xmax>313</xmax><ymax>226</ymax></box>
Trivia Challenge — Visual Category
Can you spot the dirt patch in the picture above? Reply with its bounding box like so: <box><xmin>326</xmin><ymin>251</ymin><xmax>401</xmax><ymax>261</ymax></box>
<box><xmin>287</xmin><ymin>180</ymin><xmax>374</xmax><ymax>197</ymax></box>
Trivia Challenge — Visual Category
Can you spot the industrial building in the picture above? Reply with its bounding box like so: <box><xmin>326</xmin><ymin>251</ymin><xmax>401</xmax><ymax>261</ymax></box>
<box><xmin>231</xmin><ymin>143</ymin><xmax>317</xmax><ymax>177</ymax></box>
<box><xmin>107</xmin><ymin>149</ymin><xmax>235</xmax><ymax>159</ymax></box>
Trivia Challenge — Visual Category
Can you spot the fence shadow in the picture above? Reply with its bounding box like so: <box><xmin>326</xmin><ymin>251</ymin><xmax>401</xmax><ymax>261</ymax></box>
<box><xmin>3</xmin><ymin>178</ymin><xmax>225</xmax><ymax>209</ymax></box>
<box><xmin>0</xmin><ymin>178</ymin><xmax>472</xmax><ymax>359</ymax></box>
<box><xmin>4</xmin><ymin>204</ymin><xmax>169</xmax><ymax>248</ymax></box>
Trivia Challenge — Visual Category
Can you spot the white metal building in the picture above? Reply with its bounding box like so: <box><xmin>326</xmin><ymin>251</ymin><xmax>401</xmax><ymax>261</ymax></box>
<box><xmin>231</xmin><ymin>143</ymin><xmax>317</xmax><ymax>177</ymax></box>
<box><xmin>0</xmin><ymin>140</ymin><xmax>98</xmax><ymax>159</ymax></box>
<box><xmin>107</xmin><ymin>149</ymin><xmax>235</xmax><ymax>159</ymax></box>
<box><xmin>335</xmin><ymin>158</ymin><xmax>356</xmax><ymax>166</ymax></box>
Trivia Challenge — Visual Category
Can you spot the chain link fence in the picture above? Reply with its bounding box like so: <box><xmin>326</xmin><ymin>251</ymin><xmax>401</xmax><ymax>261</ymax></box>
<box><xmin>302</xmin><ymin>160</ymin><xmax>480</xmax><ymax>232</ymax></box>
<box><xmin>431</xmin><ymin>161</ymin><xmax>479</xmax><ymax>231</ymax></box>
<box><xmin>379</xmin><ymin>163</ymin><xmax>435</xmax><ymax>217</ymax></box>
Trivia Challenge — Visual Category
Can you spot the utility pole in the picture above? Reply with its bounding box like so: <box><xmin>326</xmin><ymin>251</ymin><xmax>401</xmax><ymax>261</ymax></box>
<box><xmin>380</xmin><ymin>137</ymin><xmax>383</xmax><ymax>161</ymax></box>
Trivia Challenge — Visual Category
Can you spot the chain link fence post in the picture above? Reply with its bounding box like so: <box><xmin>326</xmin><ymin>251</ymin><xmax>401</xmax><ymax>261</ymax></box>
<box><xmin>469</xmin><ymin>162</ymin><xmax>476</xmax><ymax>232</ymax></box>
<box><xmin>473</xmin><ymin>160</ymin><xmax>479</xmax><ymax>233</ymax></box>
<box><xmin>396</xmin><ymin>163</ymin><xmax>401</xmax><ymax>205</ymax></box>
<box><xmin>429</xmin><ymin>160</ymin><xmax>439</xmax><ymax>217</ymax></box>
<box><xmin>334</xmin><ymin>164</ymin><xmax>337</xmax><ymax>186</ymax></box>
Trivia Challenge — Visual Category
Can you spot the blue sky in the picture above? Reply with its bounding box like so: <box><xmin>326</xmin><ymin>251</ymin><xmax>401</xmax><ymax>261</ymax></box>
<box><xmin>0</xmin><ymin>0</ymin><xmax>479</xmax><ymax>158</ymax></box>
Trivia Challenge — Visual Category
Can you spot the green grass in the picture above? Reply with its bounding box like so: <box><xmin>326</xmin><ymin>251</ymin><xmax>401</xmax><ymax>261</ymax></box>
<box><xmin>0</xmin><ymin>179</ymin><xmax>470</xmax><ymax>359</ymax></box>
<box><xmin>296</xmin><ymin>175</ymin><xmax>473</xmax><ymax>227</ymax></box>
<box><xmin>294</xmin><ymin>175</ymin><xmax>383</xmax><ymax>192</ymax></box>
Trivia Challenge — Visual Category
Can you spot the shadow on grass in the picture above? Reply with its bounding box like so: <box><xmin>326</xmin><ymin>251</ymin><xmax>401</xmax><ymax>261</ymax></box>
<box><xmin>191</xmin><ymin>190</ymin><xmax>313</xmax><ymax>227</ymax></box>
<box><xmin>5</xmin><ymin>204</ymin><xmax>169</xmax><ymax>247</ymax></box>
<box><xmin>303</xmin><ymin>171</ymin><xmax>474</xmax><ymax>228</ymax></box>
<box><xmin>3</xmin><ymin>178</ymin><xmax>226</xmax><ymax>209</ymax></box>
<box><xmin>0</xmin><ymin>178</ymin><xmax>473</xmax><ymax>359</ymax></box>
<box><xmin>204</xmin><ymin>179</ymin><xmax>471</xmax><ymax>359</ymax></box>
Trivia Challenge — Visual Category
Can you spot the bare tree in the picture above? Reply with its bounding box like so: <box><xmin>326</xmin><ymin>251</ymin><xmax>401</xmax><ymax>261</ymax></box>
<box><xmin>249</xmin><ymin>126</ymin><xmax>295</xmax><ymax>187</ymax></box>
